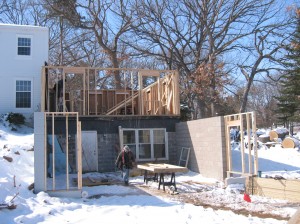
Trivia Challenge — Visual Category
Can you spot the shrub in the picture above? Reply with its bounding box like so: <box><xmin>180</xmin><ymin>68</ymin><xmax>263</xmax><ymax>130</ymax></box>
<box><xmin>5</xmin><ymin>112</ymin><xmax>25</xmax><ymax>126</ymax></box>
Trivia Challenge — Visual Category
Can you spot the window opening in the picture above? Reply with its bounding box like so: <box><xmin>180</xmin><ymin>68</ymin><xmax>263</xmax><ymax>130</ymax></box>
<box><xmin>16</xmin><ymin>80</ymin><xmax>31</xmax><ymax>108</ymax></box>
<box><xmin>18</xmin><ymin>37</ymin><xmax>31</xmax><ymax>55</ymax></box>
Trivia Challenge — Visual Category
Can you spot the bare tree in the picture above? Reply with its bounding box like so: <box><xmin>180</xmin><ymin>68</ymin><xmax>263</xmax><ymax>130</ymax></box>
<box><xmin>127</xmin><ymin>0</ymin><xmax>282</xmax><ymax>119</ymax></box>
<box><xmin>236</xmin><ymin>3</ymin><xmax>294</xmax><ymax>112</ymax></box>
<box><xmin>43</xmin><ymin>0</ymin><xmax>134</xmax><ymax>88</ymax></box>
<box><xmin>247</xmin><ymin>79</ymin><xmax>280</xmax><ymax>127</ymax></box>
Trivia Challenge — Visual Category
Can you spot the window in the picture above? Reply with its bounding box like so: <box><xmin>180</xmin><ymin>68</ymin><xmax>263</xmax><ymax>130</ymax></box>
<box><xmin>16</xmin><ymin>80</ymin><xmax>31</xmax><ymax>108</ymax></box>
<box><xmin>122</xmin><ymin>128</ymin><xmax>168</xmax><ymax>161</ymax></box>
<box><xmin>17</xmin><ymin>37</ymin><xmax>31</xmax><ymax>56</ymax></box>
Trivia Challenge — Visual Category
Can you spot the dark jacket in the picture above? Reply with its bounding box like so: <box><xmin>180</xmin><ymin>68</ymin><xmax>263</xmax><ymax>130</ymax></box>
<box><xmin>116</xmin><ymin>149</ymin><xmax>135</xmax><ymax>170</ymax></box>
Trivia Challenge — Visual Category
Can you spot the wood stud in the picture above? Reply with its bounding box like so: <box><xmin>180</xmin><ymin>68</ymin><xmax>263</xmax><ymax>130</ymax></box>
<box><xmin>41</xmin><ymin>67</ymin><xmax>179</xmax><ymax>117</ymax></box>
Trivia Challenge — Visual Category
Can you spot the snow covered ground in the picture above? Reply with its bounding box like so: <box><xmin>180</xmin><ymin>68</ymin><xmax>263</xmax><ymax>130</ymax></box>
<box><xmin>0</xmin><ymin>117</ymin><xmax>299</xmax><ymax>224</ymax></box>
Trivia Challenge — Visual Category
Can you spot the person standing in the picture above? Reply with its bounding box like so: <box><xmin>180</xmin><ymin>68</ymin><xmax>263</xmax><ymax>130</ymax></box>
<box><xmin>115</xmin><ymin>145</ymin><xmax>135</xmax><ymax>185</ymax></box>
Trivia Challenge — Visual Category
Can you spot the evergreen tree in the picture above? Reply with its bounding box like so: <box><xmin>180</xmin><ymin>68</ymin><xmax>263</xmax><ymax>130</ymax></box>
<box><xmin>276</xmin><ymin>9</ymin><xmax>300</xmax><ymax>132</ymax></box>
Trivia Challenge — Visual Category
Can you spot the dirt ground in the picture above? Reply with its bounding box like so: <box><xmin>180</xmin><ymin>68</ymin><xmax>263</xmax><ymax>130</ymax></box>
<box><xmin>133</xmin><ymin>181</ymin><xmax>298</xmax><ymax>222</ymax></box>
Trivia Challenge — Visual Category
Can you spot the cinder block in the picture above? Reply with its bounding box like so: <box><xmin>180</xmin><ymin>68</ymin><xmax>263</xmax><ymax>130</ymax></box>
<box><xmin>225</xmin><ymin>177</ymin><xmax>246</xmax><ymax>186</ymax></box>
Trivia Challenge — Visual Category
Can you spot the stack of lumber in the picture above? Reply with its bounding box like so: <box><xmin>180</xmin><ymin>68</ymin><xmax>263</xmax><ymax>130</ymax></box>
<box><xmin>282</xmin><ymin>137</ymin><xmax>300</xmax><ymax>149</ymax></box>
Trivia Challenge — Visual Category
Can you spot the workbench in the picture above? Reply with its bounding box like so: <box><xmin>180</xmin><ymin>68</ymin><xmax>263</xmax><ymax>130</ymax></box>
<box><xmin>137</xmin><ymin>163</ymin><xmax>188</xmax><ymax>191</ymax></box>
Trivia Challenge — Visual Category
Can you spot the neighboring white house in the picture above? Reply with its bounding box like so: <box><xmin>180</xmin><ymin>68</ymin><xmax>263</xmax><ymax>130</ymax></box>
<box><xmin>0</xmin><ymin>23</ymin><xmax>48</xmax><ymax>120</ymax></box>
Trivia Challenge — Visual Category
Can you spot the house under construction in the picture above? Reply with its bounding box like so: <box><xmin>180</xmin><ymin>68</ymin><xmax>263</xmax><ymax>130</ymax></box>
<box><xmin>34</xmin><ymin>66</ymin><xmax>181</xmax><ymax>197</ymax></box>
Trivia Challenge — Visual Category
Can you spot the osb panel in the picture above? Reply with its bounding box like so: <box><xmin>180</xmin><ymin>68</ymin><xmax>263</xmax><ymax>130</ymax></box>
<box><xmin>248</xmin><ymin>177</ymin><xmax>300</xmax><ymax>202</ymax></box>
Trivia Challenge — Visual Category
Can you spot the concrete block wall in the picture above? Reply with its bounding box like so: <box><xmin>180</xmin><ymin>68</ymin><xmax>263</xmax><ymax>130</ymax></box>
<box><xmin>167</xmin><ymin>132</ymin><xmax>177</xmax><ymax>165</ymax></box>
<box><xmin>175</xmin><ymin>116</ymin><xmax>226</xmax><ymax>181</ymax></box>
<box><xmin>97</xmin><ymin>133</ymin><xmax>119</xmax><ymax>172</ymax></box>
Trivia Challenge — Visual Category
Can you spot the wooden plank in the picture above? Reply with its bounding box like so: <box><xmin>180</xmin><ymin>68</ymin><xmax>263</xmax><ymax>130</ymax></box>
<box><xmin>246</xmin><ymin>113</ymin><xmax>252</xmax><ymax>174</ymax></box>
<box><xmin>225</xmin><ymin>119</ymin><xmax>241</xmax><ymax>127</ymax></box>
<box><xmin>77</xmin><ymin>121</ymin><xmax>82</xmax><ymax>189</ymax></box>
<box><xmin>285</xmin><ymin>179</ymin><xmax>300</xmax><ymax>191</ymax></box>
<box><xmin>226</xmin><ymin>126</ymin><xmax>232</xmax><ymax>175</ymax></box>
<box><xmin>137</xmin><ymin>163</ymin><xmax>188</xmax><ymax>173</ymax></box>
<box><xmin>252</xmin><ymin>177</ymin><xmax>300</xmax><ymax>202</ymax></box>
<box><xmin>174</xmin><ymin>71</ymin><xmax>180</xmax><ymax>115</ymax></box>
<box><xmin>240</xmin><ymin>114</ymin><xmax>245</xmax><ymax>174</ymax></box>
<box><xmin>66</xmin><ymin>114</ymin><xmax>69</xmax><ymax>190</ymax></box>
<box><xmin>64</xmin><ymin>67</ymin><xmax>85</xmax><ymax>74</ymax></box>
<box><xmin>252</xmin><ymin>112</ymin><xmax>258</xmax><ymax>174</ymax></box>
<box><xmin>52</xmin><ymin>114</ymin><xmax>55</xmax><ymax>190</ymax></box>
<box><xmin>255</xmin><ymin>178</ymin><xmax>286</xmax><ymax>189</ymax></box>
<box><xmin>139</xmin><ymin>70</ymin><xmax>160</xmax><ymax>77</ymax></box>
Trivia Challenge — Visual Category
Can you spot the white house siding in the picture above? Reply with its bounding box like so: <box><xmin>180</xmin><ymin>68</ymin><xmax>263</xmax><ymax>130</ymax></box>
<box><xmin>0</xmin><ymin>24</ymin><xmax>48</xmax><ymax>120</ymax></box>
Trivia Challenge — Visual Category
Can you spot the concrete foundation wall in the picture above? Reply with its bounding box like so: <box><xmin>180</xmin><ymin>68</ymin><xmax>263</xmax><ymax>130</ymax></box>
<box><xmin>175</xmin><ymin>116</ymin><xmax>226</xmax><ymax>181</ymax></box>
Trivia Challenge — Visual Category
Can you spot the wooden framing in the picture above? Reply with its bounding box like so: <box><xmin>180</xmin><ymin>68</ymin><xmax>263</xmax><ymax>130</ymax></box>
<box><xmin>44</xmin><ymin>112</ymin><xmax>82</xmax><ymax>193</ymax></box>
<box><xmin>224</xmin><ymin>112</ymin><xmax>258</xmax><ymax>177</ymax></box>
<box><xmin>41</xmin><ymin>66</ymin><xmax>180</xmax><ymax>117</ymax></box>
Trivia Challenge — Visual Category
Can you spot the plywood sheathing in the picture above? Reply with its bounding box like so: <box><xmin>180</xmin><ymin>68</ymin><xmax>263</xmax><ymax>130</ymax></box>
<box><xmin>248</xmin><ymin>177</ymin><xmax>300</xmax><ymax>203</ymax></box>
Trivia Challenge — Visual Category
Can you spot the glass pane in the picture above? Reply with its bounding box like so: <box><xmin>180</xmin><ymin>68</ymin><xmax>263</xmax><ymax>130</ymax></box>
<box><xmin>18</xmin><ymin>37</ymin><xmax>31</xmax><ymax>46</ymax></box>
<box><xmin>18</xmin><ymin>47</ymin><xmax>31</xmax><ymax>55</ymax></box>
<box><xmin>139</xmin><ymin>144</ymin><xmax>151</xmax><ymax>159</ymax></box>
<box><xmin>16</xmin><ymin>91</ymin><xmax>31</xmax><ymax>108</ymax></box>
<box><xmin>123</xmin><ymin>131</ymin><xmax>135</xmax><ymax>144</ymax></box>
<box><xmin>139</xmin><ymin>130</ymin><xmax>150</xmax><ymax>143</ymax></box>
<box><xmin>153</xmin><ymin>129</ymin><xmax>165</xmax><ymax>143</ymax></box>
<box><xmin>154</xmin><ymin>144</ymin><xmax>165</xmax><ymax>158</ymax></box>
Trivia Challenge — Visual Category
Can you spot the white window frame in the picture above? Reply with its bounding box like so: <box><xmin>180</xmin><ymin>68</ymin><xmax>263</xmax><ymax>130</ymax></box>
<box><xmin>16</xmin><ymin>35</ymin><xmax>32</xmax><ymax>58</ymax></box>
<box><xmin>15</xmin><ymin>79</ymin><xmax>33</xmax><ymax>110</ymax></box>
<box><xmin>120</xmin><ymin>127</ymin><xmax>168</xmax><ymax>161</ymax></box>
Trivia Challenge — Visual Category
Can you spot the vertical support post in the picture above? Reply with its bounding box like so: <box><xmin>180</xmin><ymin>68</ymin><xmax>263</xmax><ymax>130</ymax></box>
<box><xmin>252</xmin><ymin>112</ymin><xmax>258</xmax><ymax>175</ymax></box>
<box><xmin>131</xmin><ymin>71</ymin><xmax>134</xmax><ymax>115</ymax></box>
<box><xmin>77</xmin><ymin>120</ymin><xmax>82</xmax><ymax>189</ymax></box>
<box><xmin>52</xmin><ymin>114</ymin><xmax>56</xmax><ymax>190</ymax></box>
<box><xmin>63</xmin><ymin>70</ymin><xmax>66</xmax><ymax>113</ymax></box>
<box><xmin>138</xmin><ymin>72</ymin><xmax>143</xmax><ymax>115</ymax></box>
<box><xmin>83</xmin><ymin>70</ymin><xmax>86</xmax><ymax>115</ymax></box>
<box><xmin>172</xmin><ymin>71</ymin><xmax>177</xmax><ymax>114</ymax></box>
<box><xmin>174</xmin><ymin>71</ymin><xmax>180</xmax><ymax>115</ymax></box>
<box><xmin>66</xmin><ymin>114</ymin><xmax>69</xmax><ymax>190</ymax></box>
<box><xmin>157</xmin><ymin>77</ymin><xmax>161</xmax><ymax>115</ymax></box>
<box><xmin>95</xmin><ymin>69</ymin><xmax>98</xmax><ymax>115</ymax></box>
<box><xmin>124</xmin><ymin>71</ymin><xmax>127</xmax><ymax>114</ymax></box>
<box><xmin>246</xmin><ymin>113</ymin><xmax>252</xmax><ymax>174</ymax></box>
<box><xmin>224</xmin><ymin>116</ymin><xmax>232</xmax><ymax>177</ymax></box>
<box><xmin>87</xmin><ymin>69</ymin><xmax>90</xmax><ymax>115</ymax></box>
<box><xmin>240</xmin><ymin>114</ymin><xmax>245</xmax><ymax>174</ymax></box>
